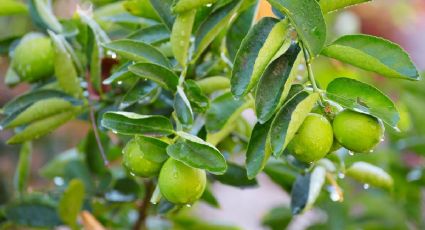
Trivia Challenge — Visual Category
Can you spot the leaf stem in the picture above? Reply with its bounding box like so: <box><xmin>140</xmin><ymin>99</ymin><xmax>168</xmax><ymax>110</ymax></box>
<box><xmin>301</xmin><ymin>43</ymin><xmax>324</xmax><ymax>103</ymax></box>
<box><xmin>88</xmin><ymin>100</ymin><xmax>109</xmax><ymax>166</ymax></box>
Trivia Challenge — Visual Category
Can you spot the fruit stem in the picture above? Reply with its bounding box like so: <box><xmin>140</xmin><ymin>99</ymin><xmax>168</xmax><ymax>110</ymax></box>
<box><xmin>301</xmin><ymin>43</ymin><xmax>324</xmax><ymax>103</ymax></box>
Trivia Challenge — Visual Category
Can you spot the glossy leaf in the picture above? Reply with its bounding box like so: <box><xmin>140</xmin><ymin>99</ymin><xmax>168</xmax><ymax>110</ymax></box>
<box><xmin>205</xmin><ymin>92</ymin><xmax>246</xmax><ymax>133</ymax></box>
<box><xmin>149</xmin><ymin>0</ymin><xmax>175</xmax><ymax>30</ymax></box>
<box><xmin>264</xmin><ymin>161</ymin><xmax>298</xmax><ymax>191</ymax></box>
<box><xmin>129</xmin><ymin>63</ymin><xmax>179</xmax><ymax>91</ymax></box>
<box><xmin>135</xmin><ymin>135</ymin><xmax>169</xmax><ymax>163</ymax></box>
<box><xmin>262</xmin><ymin>205</ymin><xmax>292</xmax><ymax>230</ymax></box>
<box><xmin>322</xmin><ymin>34</ymin><xmax>420</xmax><ymax>80</ymax></box>
<box><xmin>103</xmin><ymin>62</ymin><xmax>134</xmax><ymax>85</ymax></box>
<box><xmin>346</xmin><ymin>161</ymin><xmax>393</xmax><ymax>190</ymax></box>
<box><xmin>128</xmin><ymin>24</ymin><xmax>170</xmax><ymax>44</ymax></box>
<box><xmin>174</xmin><ymin>86</ymin><xmax>194</xmax><ymax>126</ymax></box>
<box><xmin>171</xmin><ymin>9</ymin><xmax>196</xmax><ymax>67</ymax></box>
<box><xmin>326</xmin><ymin>77</ymin><xmax>399</xmax><ymax>127</ymax></box>
<box><xmin>246</xmin><ymin>120</ymin><xmax>273</xmax><ymax>179</ymax></box>
<box><xmin>184</xmin><ymin>80</ymin><xmax>209</xmax><ymax>112</ymax></box>
<box><xmin>14</xmin><ymin>142</ymin><xmax>32</xmax><ymax>195</ymax></box>
<box><xmin>0</xmin><ymin>0</ymin><xmax>28</xmax><ymax>15</ymax></box>
<box><xmin>231</xmin><ymin>18</ymin><xmax>289</xmax><ymax>97</ymax></box>
<box><xmin>268</xmin><ymin>0</ymin><xmax>326</xmax><ymax>56</ymax></box>
<box><xmin>291</xmin><ymin>166</ymin><xmax>326</xmax><ymax>214</ymax></box>
<box><xmin>193</xmin><ymin>0</ymin><xmax>241</xmax><ymax>60</ymax></box>
<box><xmin>167</xmin><ymin>131</ymin><xmax>227</xmax><ymax>174</ymax></box>
<box><xmin>120</xmin><ymin>80</ymin><xmax>161</xmax><ymax>109</ymax></box>
<box><xmin>172</xmin><ymin>0</ymin><xmax>217</xmax><ymax>13</ymax></box>
<box><xmin>213</xmin><ymin>163</ymin><xmax>258</xmax><ymax>188</ymax></box>
<box><xmin>101</xmin><ymin>111</ymin><xmax>174</xmax><ymax>136</ymax></box>
<box><xmin>268</xmin><ymin>92</ymin><xmax>319</xmax><ymax>157</ymax></box>
<box><xmin>255</xmin><ymin>43</ymin><xmax>301</xmax><ymax>123</ymax></box>
<box><xmin>30</xmin><ymin>0</ymin><xmax>62</xmax><ymax>32</ymax></box>
<box><xmin>320</xmin><ymin>0</ymin><xmax>371</xmax><ymax>13</ymax></box>
<box><xmin>58</xmin><ymin>179</ymin><xmax>85</xmax><ymax>228</ymax></box>
<box><xmin>103</xmin><ymin>40</ymin><xmax>171</xmax><ymax>67</ymax></box>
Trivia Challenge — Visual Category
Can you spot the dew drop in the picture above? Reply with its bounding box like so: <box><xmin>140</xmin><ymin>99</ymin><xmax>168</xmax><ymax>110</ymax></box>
<box><xmin>206</xmin><ymin>3</ymin><xmax>212</xmax><ymax>7</ymax></box>
<box><xmin>185</xmin><ymin>204</ymin><xmax>192</xmax><ymax>208</ymax></box>
<box><xmin>380</xmin><ymin>138</ymin><xmax>385</xmax><ymax>142</ymax></box>
<box><xmin>129</xmin><ymin>172</ymin><xmax>136</xmax><ymax>177</ymax></box>
<box><xmin>338</xmin><ymin>172</ymin><xmax>345</xmax><ymax>179</ymax></box>
<box><xmin>348</xmin><ymin>150</ymin><xmax>354</xmax><ymax>156</ymax></box>
<box><xmin>117</xmin><ymin>81</ymin><xmax>123</xmax><ymax>85</ymax></box>
<box><xmin>328</xmin><ymin>186</ymin><xmax>342</xmax><ymax>202</ymax></box>
<box><xmin>363</xmin><ymin>183</ymin><xmax>370</xmax><ymax>189</ymax></box>
<box><xmin>369</xmin><ymin>149</ymin><xmax>374</xmax><ymax>153</ymax></box>
<box><xmin>112</xmin><ymin>130</ymin><xmax>118</xmax><ymax>134</ymax></box>
<box><xmin>54</xmin><ymin>177</ymin><xmax>65</xmax><ymax>186</ymax></box>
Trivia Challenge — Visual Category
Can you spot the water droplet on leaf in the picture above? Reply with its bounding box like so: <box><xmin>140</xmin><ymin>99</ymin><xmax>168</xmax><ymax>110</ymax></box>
<box><xmin>363</xmin><ymin>183</ymin><xmax>370</xmax><ymax>189</ymax></box>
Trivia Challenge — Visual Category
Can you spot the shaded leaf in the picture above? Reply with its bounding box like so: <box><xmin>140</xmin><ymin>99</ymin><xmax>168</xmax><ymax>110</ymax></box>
<box><xmin>262</xmin><ymin>205</ymin><xmax>292</xmax><ymax>230</ymax></box>
<box><xmin>149</xmin><ymin>0</ymin><xmax>175</xmax><ymax>30</ymax></box>
<box><xmin>264</xmin><ymin>161</ymin><xmax>298</xmax><ymax>191</ymax></box>
<box><xmin>184</xmin><ymin>80</ymin><xmax>209</xmax><ymax>112</ymax></box>
<box><xmin>214</xmin><ymin>163</ymin><xmax>257</xmax><ymax>188</ymax></box>
<box><xmin>128</xmin><ymin>24</ymin><xmax>170</xmax><ymax>44</ymax></box>
<box><xmin>13</xmin><ymin>142</ymin><xmax>32</xmax><ymax>195</ymax></box>
<box><xmin>174</xmin><ymin>86</ymin><xmax>194</xmax><ymax>126</ymax></box>
<box><xmin>29</xmin><ymin>0</ymin><xmax>62</xmax><ymax>32</ymax></box>
<box><xmin>246</xmin><ymin>120</ymin><xmax>273</xmax><ymax>179</ymax></box>
<box><xmin>201</xmin><ymin>186</ymin><xmax>220</xmax><ymax>208</ymax></box>
<box><xmin>129</xmin><ymin>62</ymin><xmax>178</xmax><ymax>91</ymax></box>
<box><xmin>120</xmin><ymin>80</ymin><xmax>161</xmax><ymax>109</ymax></box>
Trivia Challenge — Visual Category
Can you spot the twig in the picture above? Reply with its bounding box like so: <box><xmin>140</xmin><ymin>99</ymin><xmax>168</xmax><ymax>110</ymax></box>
<box><xmin>88</xmin><ymin>101</ymin><xmax>109</xmax><ymax>166</ymax></box>
<box><xmin>133</xmin><ymin>180</ymin><xmax>154</xmax><ymax>230</ymax></box>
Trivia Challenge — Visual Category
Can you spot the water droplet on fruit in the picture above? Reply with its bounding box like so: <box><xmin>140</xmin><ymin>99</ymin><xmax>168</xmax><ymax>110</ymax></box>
<box><xmin>338</xmin><ymin>172</ymin><xmax>345</xmax><ymax>179</ymax></box>
<box><xmin>363</xmin><ymin>183</ymin><xmax>370</xmax><ymax>189</ymax></box>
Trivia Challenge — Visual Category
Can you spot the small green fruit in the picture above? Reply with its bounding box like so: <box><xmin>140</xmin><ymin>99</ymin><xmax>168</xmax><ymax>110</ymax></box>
<box><xmin>333</xmin><ymin>110</ymin><xmax>384</xmax><ymax>153</ymax></box>
<box><xmin>122</xmin><ymin>138</ymin><xmax>163</xmax><ymax>177</ymax></box>
<box><xmin>158</xmin><ymin>158</ymin><xmax>206</xmax><ymax>204</ymax></box>
<box><xmin>12</xmin><ymin>34</ymin><xmax>54</xmax><ymax>82</ymax></box>
<box><xmin>288</xmin><ymin>113</ymin><xmax>334</xmax><ymax>163</ymax></box>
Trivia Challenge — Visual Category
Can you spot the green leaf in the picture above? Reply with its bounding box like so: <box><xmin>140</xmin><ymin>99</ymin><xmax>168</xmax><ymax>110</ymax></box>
<box><xmin>213</xmin><ymin>162</ymin><xmax>257</xmax><ymax>188</ymax></box>
<box><xmin>4</xmin><ymin>65</ymin><xmax>20</xmax><ymax>86</ymax></box>
<box><xmin>183</xmin><ymin>80</ymin><xmax>209</xmax><ymax>113</ymax></box>
<box><xmin>319</xmin><ymin>0</ymin><xmax>371</xmax><ymax>13</ymax></box>
<box><xmin>193</xmin><ymin>0</ymin><xmax>241</xmax><ymax>60</ymax></box>
<box><xmin>101</xmin><ymin>111</ymin><xmax>174</xmax><ymax>136</ymax></box>
<box><xmin>326</xmin><ymin>77</ymin><xmax>399</xmax><ymax>127</ymax></box>
<box><xmin>246</xmin><ymin>120</ymin><xmax>272</xmax><ymax>179</ymax></box>
<box><xmin>0</xmin><ymin>0</ymin><xmax>28</xmax><ymax>16</ymax></box>
<box><xmin>262</xmin><ymin>205</ymin><xmax>292</xmax><ymax>230</ymax></box>
<box><xmin>231</xmin><ymin>18</ymin><xmax>289</xmax><ymax>97</ymax></box>
<box><xmin>255</xmin><ymin>43</ymin><xmax>301</xmax><ymax>123</ymax></box>
<box><xmin>149</xmin><ymin>0</ymin><xmax>175</xmax><ymax>30</ymax></box>
<box><xmin>201</xmin><ymin>185</ymin><xmax>220</xmax><ymax>208</ymax></box>
<box><xmin>167</xmin><ymin>131</ymin><xmax>227</xmax><ymax>174</ymax></box>
<box><xmin>346</xmin><ymin>161</ymin><xmax>393</xmax><ymax>190</ymax></box>
<box><xmin>263</xmin><ymin>161</ymin><xmax>297</xmax><ymax>191</ymax></box>
<box><xmin>7</xmin><ymin>110</ymin><xmax>76</xmax><ymax>144</ymax></box>
<box><xmin>86</xmin><ymin>26</ymin><xmax>103</xmax><ymax>93</ymax></box>
<box><xmin>29</xmin><ymin>0</ymin><xmax>62</xmax><ymax>32</ymax></box>
<box><xmin>322</xmin><ymin>34</ymin><xmax>420</xmax><ymax>80</ymax></box>
<box><xmin>103</xmin><ymin>40</ymin><xmax>171</xmax><ymax>67</ymax></box>
<box><xmin>226</xmin><ymin>3</ymin><xmax>257</xmax><ymax>61</ymax></box>
<box><xmin>268</xmin><ymin>0</ymin><xmax>326</xmax><ymax>56</ymax></box>
<box><xmin>105</xmin><ymin>177</ymin><xmax>141</xmax><ymax>202</ymax></box>
<box><xmin>171</xmin><ymin>9</ymin><xmax>196</xmax><ymax>67</ymax></box>
<box><xmin>172</xmin><ymin>216</ymin><xmax>239</xmax><ymax>230</ymax></box>
<box><xmin>128</xmin><ymin>24</ymin><xmax>170</xmax><ymax>44</ymax></box>
<box><xmin>13</xmin><ymin>142</ymin><xmax>32</xmax><ymax>195</ymax></box>
<box><xmin>268</xmin><ymin>92</ymin><xmax>319</xmax><ymax>157</ymax></box>
<box><xmin>290</xmin><ymin>166</ymin><xmax>326</xmax><ymax>214</ymax></box>
<box><xmin>123</xmin><ymin>0</ymin><xmax>161</xmax><ymax>20</ymax></box>
<box><xmin>196</xmin><ymin>76</ymin><xmax>230</xmax><ymax>95</ymax></box>
<box><xmin>4</xmin><ymin>195</ymin><xmax>62</xmax><ymax>227</ymax></box>
<box><xmin>174</xmin><ymin>86</ymin><xmax>194</xmax><ymax>127</ymax></box>
<box><xmin>129</xmin><ymin>62</ymin><xmax>178</xmax><ymax>91</ymax></box>
<box><xmin>39</xmin><ymin>149</ymin><xmax>82</xmax><ymax>179</ymax></box>
<box><xmin>172</xmin><ymin>0</ymin><xmax>217</xmax><ymax>13</ymax></box>
<box><xmin>205</xmin><ymin>92</ymin><xmax>246</xmax><ymax>133</ymax></box>
<box><xmin>120</xmin><ymin>80</ymin><xmax>161</xmax><ymax>109</ymax></box>
<box><xmin>48</xmin><ymin>31</ymin><xmax>83</xmax><ymax>98</ymax></box>
<box><xmin>58</xmin><ymin>179</ymin><xmax>85</xmax><ymax>228</ymax></box>
<box><xmin>103</xmin><ymin>62</ymin><xmax>134</xmax><ymax>85</ymax></box>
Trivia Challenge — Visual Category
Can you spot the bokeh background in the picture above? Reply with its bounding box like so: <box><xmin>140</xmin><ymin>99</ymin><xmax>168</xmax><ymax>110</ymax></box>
<box><xmin>1</xmin><ymin>0</ymin><xmax>425</xmax><ymax>229</ymax></box>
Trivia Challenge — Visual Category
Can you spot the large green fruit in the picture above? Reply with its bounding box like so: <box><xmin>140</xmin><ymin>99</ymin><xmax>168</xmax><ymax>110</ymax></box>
<box><xmin>333</xmin><ymin>110</ymin><xmax>384</xmax><ymax>153</ymax></box>
<box><xmin>288</xmin><ymin>113</ymin><xmax>334</xmax><ymax>163</ymax></box>
<box><xmin>12</xmin><ymin>35</ymin><xmax>54</xmax><ymax>82</ymax></box>
<box><xmin>122</xmin><ymin>138</ymin><xmax>164</xmax><ymax>177</ymax></box>
<box><xmin>158</xmin><ymin>158</ymin><xmax>206</xmax><ymax>204</ymax></box>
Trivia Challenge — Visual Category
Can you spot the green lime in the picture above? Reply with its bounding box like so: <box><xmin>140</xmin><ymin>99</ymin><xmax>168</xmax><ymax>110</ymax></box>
<box><xmin>122</xmin><ymin>138</ymin><xmax>163</xmax><ymax>177</ymax></box>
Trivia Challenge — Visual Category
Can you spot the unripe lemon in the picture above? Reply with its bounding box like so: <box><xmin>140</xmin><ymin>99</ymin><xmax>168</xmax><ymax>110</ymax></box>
<box><xmin>287</xmin><ymin>113</ymin><xmax>334</xmax><ymax>163</ymax></box>
<box><xmin>122</xmin><ymin>138</ymin><xmax>163</xmax><ymax>177</ymax></box>
<box><xmin>158</xmin><ymin>158</ymin><xmax>206</xmax><ymax>204</ymax></box>
<box><xmin>12</xmin><ymin>35</ymin><xmax>54</xmax><ymax>82</ymax></box>
<box><xmin>333</xmin><ymin>110</ymin><xmax>384</xmax><ymax>153</ymax></box>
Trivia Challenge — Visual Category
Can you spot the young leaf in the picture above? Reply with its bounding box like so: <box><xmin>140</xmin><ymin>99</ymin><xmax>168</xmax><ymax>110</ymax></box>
<box><xmin>149</xmin><ymin>0</ymin><xmax>175</xmax><ymax>30</ymax></box>
<box><xmin>326</xmin><ymin>77</ymin><xmax>399</xmax><ymax>127</ymax></box>
<box><xmin>193</xmin><ymin>0</ymin><xmax>241</xmax><ymax>60</ymax></box>
<box><xmin>346</xmin><ymin>161</ymin><xmax>393</xmax><ymax>190</ymax></box>
<box><xmin>171</xmin><ymin>10</ymin><xmax>196</xmax><ymax>67</ymax></box>
<box><xmin>128</xmin><ymin>24</ymin><xmax>170</xmax><ymax>44</ymax></box>
<box><xmin>262</xmin><ymin>205</ymin><xmax>292</xmax><ymax>230</ymax></box>
<box><xmin>58</xmin><ymin>179</ymin><xmax>85</xmax><ymax>228</ymax></box>
<box><xmin>322</xmin><ymin>34</ymin><xmax>420</xmax><ymax>80</ymax></box>
<box><xmin>231</xmin><ymin>18</ymin><xmax>289</xmax><ymax>97</ymax></box>
<box><xmin>167</xmin><ymin>131</ymin><xmax>227</xmax><ymax>174</ymax></box>
<box><xmin>129</xmin><ymin>63</ymin><xmax>179</xmax><ymax>91</ymax></box>
<box><xmin>14</xmin><ymin>142</ymin><xmax>32</xmax><ymax>195</ymax></box>
<box><xmin>246</xmin><ymin>120</ymin><xmax>273</xmax><ymax>180</ymax></box>
<box><xmin>103</xmin><ymin>40</ymin><xmax>171</xmax><ymax>68</ymax></box>
<box><xmin>172</xmin><ymin>0</ymin><xmax>217</xmax><ymax>13</ymax></box>
<box><xmin>213</xmin><ymin>163</ymin><xmax>258</xmax><ymax>188</ymax></box>
<box><xmin>101</xmin><ymin>111</ymin><xmax>174</xmax><ymax>136</ymax></box>
<box><xmin>268</xmin><ymin>92</ymin><xmax>319</xmax><ymax>157</ymax></box>
<box><xmin>268</xmin><ymin>0</ymin><xmax>326</xmax><ymax>56</ymax></box>
<box><xmin>291</xmin><ymin>166</ymin><xmax>326</xmax><ymax>214</ymax></box>
<box><xmin>196</xmin><ymin>76</ymin><xmax>230</xmax><ymax>94</ymax></box>
<box><xmin>319</xmin><ymin>0</ymin><xmax>371</xmax><ymax>13</ymax></box>
<box><xmin>174</xmin><ymin>86</ymin><xmax>194</xmax><ymax>127</ymax></box>
<box><xmin>205</xmin><ymin>92</ymin><xmax>247</xmax><ymax>133</ymax></box>
<box><xmin>0</xmin><ymin>0</ymin><xmax>28</xmax><ymax>16</ymax></box>
<box><xmin>255</xmin><ymin>43</ymin><xmax>301</xmax><ymax>123</ymax></box>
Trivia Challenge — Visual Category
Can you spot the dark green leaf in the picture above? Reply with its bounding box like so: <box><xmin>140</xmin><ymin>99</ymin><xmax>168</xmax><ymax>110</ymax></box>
<box><xmin>346</xmin><ymin>161</ymin><xmax>393</xmax><ymax>190</ymax></box>
<box><xmin>268</xmin><ymin>0</ymin><xmax>326</xmax><ymax>56</ymax></box>
<box><xmin>213</xmin><ymin>163</ymin><xmax>257</xmax><ymax>188</ymax></box>
<box><xmin>231</xmin><ymin>17</ymin><xmax>289</xmax><ymax>97</ymax></box>
<box><xmin>246</xmin><ymin>120</ymin><xmax>272</xmax><ymax>179</ymax></box>
<box><xmin>319</xmin><ymin>0</ymin><xmax>371</xmax><ymax>13</ymax></box>
<box><xmin>103</xmin><ymin>62</ymin><xmax>134</xmax><ymax>85</ymax></box>
<box><xmin>174</xmin><ymin>86</ymin><xmax>194</xmax><ymax>126</ymax></box>
<box><xmin>103</xmin><ymin>40</ymin><xmax>171</xmax><ymax>67</ymax></box>
<box><xmin>58</xmin><ymin>179</ymin><xmax>85</xmax><ymax>228</ymax></box>
<box><xmin>105</xmin><ymin>177</ymin><xmax>141</xmax><ymax>202</ymax></box>
<box><xmin>129</xmin><ymin>62</ymin><xmax>179</xmax><ymax>91</ymax></box>
<box><xmin>172</xmin><ymin>216</ymin><xmax>239</xmax><ymax>230</ymax></box>
<box><xmin>255</xmin><ymin>43</ymin><xmax>301</xmax><ymax>123</ymax></box>
<box><xmin>128</xmin><ymin>24</ymin><xmax>170</xmax><ymax>44</ymax></box>
<box><xmin>171</xmin><ymin>9</ymin><xmax>196</xmax><ymax>67</ymax></box>
<box><xmin>149</xmin><ymin>0</ymin><xmax>175</xmax><ymax>30</ymax></box>
<box><xmin>167</xmin><ymin>131</ymin><xmax>227</xmax><ymax>174</ymax></box>
<box><xmin>86</xmin><ymin>26</ymin><xmax>103</xmax><ymax>93</ymax></box>
<box><xmin>120</xmin><ymin>80</ymin><xmax>161</xmax><ymax>109</ymax></box>
<box><xmin>184</xmin><ymin>80</ymin><xmax>209</xmax><ymax>113</ymax></box>
<box><xmin>326</xmin><ymin>77</ymin><xmax>399</xmax><ymax>127</ymax></box>
<box><xmin>63</xmin><ymin>160</ymin><xmax>94</xmax><ymax>194</ymax></box>
<box><xmin>29</xmin><ymin>0</ymin><xmax>62</xmax><ymax>32</ymax></box>
<box><xmin>83</xmin><ymin>131</ymin><xmax>109</xmax><ymax>175</ymax></box>
<box><xmin>201</xmin><ymin>186</ymin><xmax>220</xmax><ymax>208</ymax></box>
<box><xmin>101</xmin><ymin>111</ymin><xmax>174</xmax><ymax>136</ymax></box>
<box><xmin>13</xmin><ymin>142</ymin><xmax>32</xmax><ymax>195</ymax></box>
<box><xmin>264</xmin><ymin>161</ymin><xmax>297</xmax><ymax>191</ymax></box>
<box><xmin>322</xmin><ymin>34</ymin><xmax>420</xmax><ymax>80</ymax></box>
<box><xmin>262</xmin><ymin>205</ymin><xmax>292</xmax><ymax>230</ymax></box>
<box><xmin>268</xmin><ymin>92</ymin><xmax>319</xmax><ymax>157</ymax></box>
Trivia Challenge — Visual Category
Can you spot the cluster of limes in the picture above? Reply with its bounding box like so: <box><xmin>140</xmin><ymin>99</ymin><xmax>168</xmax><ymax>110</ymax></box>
<box><xmin>288</xmin><ymin>102</ymin><xmax>384</xmax><ymax>163</ymax></box>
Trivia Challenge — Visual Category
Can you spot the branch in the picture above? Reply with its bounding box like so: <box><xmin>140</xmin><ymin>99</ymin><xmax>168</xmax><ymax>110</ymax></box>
<box><xmin>133</xmin><ymin>180</ymin><xmax>154</xmax><ymax>230</ymax></box>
